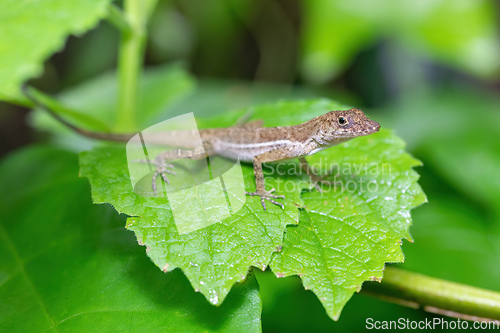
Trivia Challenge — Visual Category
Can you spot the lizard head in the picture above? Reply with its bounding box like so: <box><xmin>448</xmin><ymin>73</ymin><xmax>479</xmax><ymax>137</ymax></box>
<box><xmin>319</xmin><ymin>108</ymin><xmax>380</xmax><ymax>144</ymax></box>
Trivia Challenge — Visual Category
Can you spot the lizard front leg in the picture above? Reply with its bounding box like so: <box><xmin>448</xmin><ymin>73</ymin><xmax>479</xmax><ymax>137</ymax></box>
<box><xmin>246</xmin><ymin>149</ymin><xmax>286</xmax><ymax>210</ymax></box>
<box><xmin>299</xmin><ymin>157</ymin><xmax>340</xmax><ymax>192</ymax></box>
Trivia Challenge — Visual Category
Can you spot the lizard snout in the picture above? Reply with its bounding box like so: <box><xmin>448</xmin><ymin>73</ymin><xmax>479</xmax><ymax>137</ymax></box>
<box><xmin>367</xmin><ymin>119</ymin><xmax>380</xmax><ymax>133</ymax></box>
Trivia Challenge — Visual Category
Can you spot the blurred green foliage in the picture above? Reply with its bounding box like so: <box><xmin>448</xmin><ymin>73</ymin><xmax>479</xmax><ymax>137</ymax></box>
<box><xmin>0</xmin><ymin>0</ymin><xmax>499</xmax><ymax>331</ymax></box>
<box><xmin>0</xmin><ymin>0</ymin><xmax>112</xmax><ymax>98</ymax></box>
<box><xmin>301</xmin><ymin>0</ymin><xmax>500</xmax><ymax>83</ymax></box>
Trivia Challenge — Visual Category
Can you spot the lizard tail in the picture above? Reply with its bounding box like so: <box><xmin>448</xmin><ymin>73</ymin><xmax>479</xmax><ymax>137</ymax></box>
<box><xmin>23</xmin><ymin>85</ymin><xmax>134</xmax><ymax>142</ymax></box>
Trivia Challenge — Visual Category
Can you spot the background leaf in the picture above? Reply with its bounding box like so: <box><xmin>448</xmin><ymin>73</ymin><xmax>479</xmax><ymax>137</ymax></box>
<box><xmin>301</xmin><ymin>0</ymin><xmax>500</xmax><ymax>83</ymax></box>
<box><xmin>385</xmin><ymin>87</ymin><xmax>500</xmax><ymax>294</ymax></box>
<box><xmin>0</xmin><ymin>0</ymin><xmax>113</xmax><ymax>98</ymax></box>
<box><xmin>0</xmin><ymin>145</ymin><xmax>262</xmax><ymax>333</ymax></box>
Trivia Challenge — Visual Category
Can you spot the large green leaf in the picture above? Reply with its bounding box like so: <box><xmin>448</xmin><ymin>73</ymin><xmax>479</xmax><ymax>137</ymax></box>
<box><xmin>0</xmin><ymin>0</ymin><xmax>113</xmax><ymax>97</ymax></box>
<box><xmin>79</xmin><ymin>98</ymin><xmax>425</xmax><ymax>320</ymax></box>
<box><xmin>301</xmin><ymin>0</ymin><xmax>500</xmax><ymax>82</ymax></box>
<box><xmin>79</xmin><ymin>99</ymin><xmax>349</xmax><ymax>305</ymax></box>
<box><xmin>0</xmin><ymin>145</ymin><xmax>262</xmax><ymax>332</ymax></box>
<box><xmin>80</xmin><ymin>144</ymin><xmax>303</xmax><ymax>305</ymax></box>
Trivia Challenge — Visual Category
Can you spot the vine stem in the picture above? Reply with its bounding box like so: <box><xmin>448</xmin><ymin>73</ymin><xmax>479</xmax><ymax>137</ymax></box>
<box><xmin>362</xmin><ymin>267</ymin><xmax>500</xmax><ymax>321</ymax></box>
<box><xmin>116</xmin><ymin>0</ymin><xmax>157</xmax><ymax>131</ymax></box>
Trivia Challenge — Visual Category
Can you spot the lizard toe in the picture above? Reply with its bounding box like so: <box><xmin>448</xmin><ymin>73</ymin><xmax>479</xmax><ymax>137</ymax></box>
<box><xmin>266</xmin><ymin>198</ymin><xmax>284</xmax><ymax>209</ymax></box>
<box><xmin>245</xmin><ymin>189</ymin><xmax>285</xmax><ymax>210</ymax></box>
<box><xmin>160</xmin><ymin>172</ymin><xmax>170</xmax><ymax>185</ymax></box>
<box><xmin>312</xmin><ymin>182</ymin><xmax>323</xmax><ymax>193</ymax></box>
<box><xmin>152</xmin><ymin>171</ymin><xmax>159</xmax><ymax>195</ymax></box>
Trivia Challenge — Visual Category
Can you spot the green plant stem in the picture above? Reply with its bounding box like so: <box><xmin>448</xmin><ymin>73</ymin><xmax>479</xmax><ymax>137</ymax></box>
<box><xmin>362</xmin><ymin>267</ymin><xmax>500</xmax><ymax>321</ymax></box>
<box><xmin>116</xmin><ymin>0</ymin><xmax>157</xmax><ymax>131</ymax></box>
<box><xmin>106</xmin><ymin>4</ymin><xmax>132</xmax><ymax>33</ymax></box>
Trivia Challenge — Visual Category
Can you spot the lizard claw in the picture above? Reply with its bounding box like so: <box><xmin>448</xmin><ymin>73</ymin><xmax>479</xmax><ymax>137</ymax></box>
<box><xmin>151</xmin><ymin>162</ymin><xmax>176</xmax><ymax>196</ymax></box>
<box><xmin>245</xmin><ymin>188</ymin><xmax>285</xmax><ymax>211</ymax></box>
<box><xmin>312</xmin><ymin>181</ymin><xmax>323</xmax><ymax>193</ymax></box>
<box><xmin>132</xmin><ymin>158</ymin><xmax>177</xmax><ymax>196</ymax></box>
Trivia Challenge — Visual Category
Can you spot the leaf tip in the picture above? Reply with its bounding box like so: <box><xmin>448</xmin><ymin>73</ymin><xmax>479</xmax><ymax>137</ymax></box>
<box><xmin>209</xmin><ymin>291</ymin><xmax>220</xmax><ymax>305</ymax></box>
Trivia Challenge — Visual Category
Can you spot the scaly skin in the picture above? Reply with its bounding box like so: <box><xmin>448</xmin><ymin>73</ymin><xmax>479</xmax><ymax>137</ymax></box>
<box><xmin>146</xmin><ymin>109</ymin><xmax>380</xmax><ymax>210</ymax></box>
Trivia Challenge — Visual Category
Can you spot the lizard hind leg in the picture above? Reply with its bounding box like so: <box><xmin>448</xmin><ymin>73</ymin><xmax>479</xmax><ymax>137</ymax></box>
<box><xmin>131</xmin><ymin>157</ymin><xmax>176</xmax><ymax>195</ymax></box>
<box><xmin>151</xmin><ymin>157</ymin><xmax>177</xmax><ymax>195</ymax></box>
<box><xmin>148</xmin><ymin>147</ymin><xmax>211</xmax><ymax>196</ymax></box>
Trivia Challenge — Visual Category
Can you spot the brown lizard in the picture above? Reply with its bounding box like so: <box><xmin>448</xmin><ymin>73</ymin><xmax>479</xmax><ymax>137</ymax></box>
<box><xmin>27</xmin><ymin>90</ymin><xmax>380</xmax><ymax>210</ymax></box>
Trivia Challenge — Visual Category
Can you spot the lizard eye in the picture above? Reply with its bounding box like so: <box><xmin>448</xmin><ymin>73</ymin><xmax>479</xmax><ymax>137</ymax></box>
<box><xmin>338</xmin><ymin>116</ymin><xmax>348</xmax><ymax>126</ymax></box>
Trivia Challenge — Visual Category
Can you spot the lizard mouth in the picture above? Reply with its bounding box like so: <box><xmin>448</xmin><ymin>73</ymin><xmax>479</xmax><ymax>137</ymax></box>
<box><xmin>361</xmin><ymin>120</ymin><xmax>380</xmax><ymax>135</ymax></box>
<box><xmin>348</xmin><ymin>125</ymin><xmax>380</xmax><ymax>137</ymax></box>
